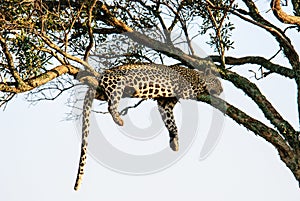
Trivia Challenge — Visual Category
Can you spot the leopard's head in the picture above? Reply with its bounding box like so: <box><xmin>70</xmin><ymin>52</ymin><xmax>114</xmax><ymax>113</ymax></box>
<box><xmin>203</xmin><ymin>68</ymin><xmax>223</xmax><ymax>95</ymax></box>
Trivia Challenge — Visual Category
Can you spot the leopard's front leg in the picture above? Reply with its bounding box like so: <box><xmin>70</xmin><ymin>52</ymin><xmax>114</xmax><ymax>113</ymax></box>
<box><xmin>157</xmin><ymin>97</ymin><xmax>179</xmax><ymax>151</ymax></box>
<box><xmin>106</xmin><ymin>80</ymin><xmax>125</xmax><ymax>126</ymax></box>
<box><xmin>108</xmin><ymin>98</ymin><xmax>124</xmax><ymax>126</ymax></box>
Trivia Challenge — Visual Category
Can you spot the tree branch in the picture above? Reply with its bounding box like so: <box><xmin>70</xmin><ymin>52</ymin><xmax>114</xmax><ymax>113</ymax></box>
<box><xmin>210</xmin><ymin>55</ymin><xmax>295</xmax><ymax>79</ymax></box>
<box><xmin>234</xmin><ymin>2</ymin><xmax>300</xmax><ymax>123</ymax></box>
<box><xmin>36</xmin><ymin>32</ymin><xmax>99</xmax><ymax>77</ymax></box>
<box><xmin>0</xmin><ymin>93</ymin><xmax>15</xmax><ymax>109</ymax></box>
<box><xmin>119</xmin><ymin>99</ymin><xmax>145</xmax><ymax>116</ymax></box>
<box><xmin>292</xmin><ymin>0</ymin><xmax>300</xmax><ymax>17</ymax></box>
<box><xmin>93</xmin><ymin>28</ymin><xmax>122</xmax><ymax>35</ymax></box>
<box><xmin>198</xmin><ymin>94</ymin><xmax>300</xmax><ymax>182</ymax></box>
<box><xmin>0</xmin><ymin>35</ymin><xmax>26</xmax><ymax>87</ymax></box>
<box><xmin>83</xmin><ymin>0</ymin><xmax>97</xmax><ymax>62</ymax></box>
<box><xmin>99</xmin><ymin>3</ymin><xmax>215</xmax><ymax>70</ymax></box>
<box><xmin>197</xmin><ymin>94</ymin><xmax>293</xmax><ymax>157</ymax></box>
<box><xmin>221</xmin><ymin>69</ymin><xmax>298</xmax><ymax>149</ymax></box>
<box><xmin>271</xmin><ymin>0</ymin><xmax>300</xmax><ymax>26</ymax></box>
<box><xmin>0</xmin><ymin>65</ymin><xmax>79</xmax><ymax>93</ymax></box>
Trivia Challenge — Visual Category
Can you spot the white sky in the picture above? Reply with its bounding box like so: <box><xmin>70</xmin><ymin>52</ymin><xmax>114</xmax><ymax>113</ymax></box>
<box><xmin>1</xmin><ymin>1</ymin><xmax>300</xmax><ymax>200</ymax></box>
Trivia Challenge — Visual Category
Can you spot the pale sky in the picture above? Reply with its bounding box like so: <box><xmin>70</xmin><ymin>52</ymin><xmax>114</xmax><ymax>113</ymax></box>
<box><xmin>1</xmin><ymin>1</ymin><xmax>300</xmax><ymax>201</ymax></box>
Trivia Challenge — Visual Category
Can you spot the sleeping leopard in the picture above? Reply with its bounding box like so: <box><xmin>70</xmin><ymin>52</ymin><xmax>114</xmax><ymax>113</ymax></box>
<box><xmin>74</xmin><ymin>63</ymin><xmax>223</xmax><ymax>190</ymax></box>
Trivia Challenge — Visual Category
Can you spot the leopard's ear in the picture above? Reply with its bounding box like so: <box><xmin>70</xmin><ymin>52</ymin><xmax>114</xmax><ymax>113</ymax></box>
<box><xmin>204</xmin><ymin>68</ymin><xmax>212</xmax><ymax>76</ymax></box>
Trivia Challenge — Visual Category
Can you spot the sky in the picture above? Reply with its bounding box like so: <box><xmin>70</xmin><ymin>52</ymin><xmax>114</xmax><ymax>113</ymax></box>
<box><xmin>1</xmin><ymin>1</ymin><xmax>300</xmax><ymax>201</ymax></box>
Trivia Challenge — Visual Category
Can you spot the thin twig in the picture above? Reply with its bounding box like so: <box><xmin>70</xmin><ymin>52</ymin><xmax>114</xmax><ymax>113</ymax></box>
<box><xmin>0</xmin><ymin>93</ymin><xmax>15</xmax><ymax>110</ymax></box>
<box><xmin>119</xmin><ymin>99</ymin><xmax>145</xmax><ymax>115</ymax></box>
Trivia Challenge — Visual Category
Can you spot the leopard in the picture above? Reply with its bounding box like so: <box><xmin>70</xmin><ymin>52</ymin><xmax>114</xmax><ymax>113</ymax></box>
<box><xmin>74</xmin><ymin>63</ymin><xmax>223</xmax><ymax>190</ymax></box>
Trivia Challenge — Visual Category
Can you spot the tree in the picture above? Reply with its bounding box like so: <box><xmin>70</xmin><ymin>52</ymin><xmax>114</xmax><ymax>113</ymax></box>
<box><xmin>0</xmin><ymin>0</ymin><xmax>300</xmax><ymax>187</ymax></box>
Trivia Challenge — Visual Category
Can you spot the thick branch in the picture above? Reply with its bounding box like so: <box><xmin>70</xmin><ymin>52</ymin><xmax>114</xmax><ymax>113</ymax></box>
<box><xmin>0</xmin><ymin>65</ymin><xmax>79</xmax><ymax>93</ymax></box>
<box><xmin>210</xmin><ymin>55</ymin><xmax>295</xmax><ymax>79</ymax></box>
<box><xmin>236</xmin><ymin>2</ymin><xmax>300</xmax><ymax>124</ymax></box>
<box><xmin>197</xmin><ymin>94</ymin><xmax>293</xmax><ymax>157</ymax></box>
<box><xmin>99</xmin><ymin>3</ymin><xmax>133</xmax><ymax>32</ymax></box>
<box><xmin>271</xmin><ymin>0</ymin><xmax>300</xmax><ymax>26</ymax></box>
<box><xmin>222</xmin><ymin>69</ymin><xmax>297</xmax><ymax>149</ymax></box>
<box><xmin>198</xmin><ymin>94</ymin><xmax>300</xmax><ymax>183</ymax></box>
<box><xmin>27</xmin><ymin>65</ymin><xmax>79</xmax><ymax>87</ymax></box>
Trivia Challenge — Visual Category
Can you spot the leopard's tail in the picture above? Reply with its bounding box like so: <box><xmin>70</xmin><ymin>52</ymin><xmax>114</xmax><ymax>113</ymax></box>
<box><xmin>74</xmin><ymin>87</ymin><xmax>96</xmax><ymax>191</ymax></box>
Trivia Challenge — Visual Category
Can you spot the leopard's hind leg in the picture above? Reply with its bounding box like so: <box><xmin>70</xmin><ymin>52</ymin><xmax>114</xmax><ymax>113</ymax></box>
<box><xmin>157</xmin><ymin>97</ymin><xmax>179</xmax><ymax>151</ymax></box>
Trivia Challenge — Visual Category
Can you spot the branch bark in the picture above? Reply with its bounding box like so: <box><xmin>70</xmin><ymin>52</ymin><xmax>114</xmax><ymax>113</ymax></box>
<box><xmin>240</xmin><ymin>0</ymin><xmax>300</xmax><ymax>69</ymax></box>
<box><xmin>0</xmin><ymin>35</ymin><xmax>26</xmax><ymax>87</ymax></box>
<box><xmin>240</xmin><ymin>0</ymin><xmax>300</xmax><ymax>129</ymax></box>
<box><xmin>210</xmin><ymin>55</ymin><xmax>295</xmax><ymax>79</ymax></box>
<box><xmin>83</xmin><ymin>0</ymin><xmax>97</xmax><ymax>62</ymax></box>
<box><xmin>271</xmin><ymin>0</ymin><xmax>300</xmax><ymax>26</ymax></box>
<box><xmin>198</xmin><ymin>94</ymin><xmax>300</xmax><ymax>183</ymax></box>
<box><xmin>36</xmin><ymin>32</ymin><xmax>99</xmax><ymax>77</ymax></box>
<box><xmin>0</xmin><ymin>65</ymin><xmax>79</xmax><ymax>93</ymax></box>
<box><xmin>198</xmin><ymin>94</ymin><xmax>293</xmax><ymax>156</ymax></box>
<box><xmin>292</xmin><ymin>0</ymin><xmax>300</xmax><ymax>17</ymax></box>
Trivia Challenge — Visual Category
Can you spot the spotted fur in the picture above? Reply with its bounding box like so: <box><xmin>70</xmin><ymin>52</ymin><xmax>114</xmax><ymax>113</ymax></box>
<box><xmin>74</xmin><ymin>87</ymin><xmax>96</xmax><ymax>191</ymax></box>
<box><xmin>74</xmin><ymin>63</ymin><xmax>222</xmax><ymax>190</ymax></box>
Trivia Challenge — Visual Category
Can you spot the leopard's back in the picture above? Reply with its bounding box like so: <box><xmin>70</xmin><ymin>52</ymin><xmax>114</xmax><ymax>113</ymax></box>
<box><xmin>99</xmin><ymin>64</ymin><xmax>200</xmax><ymax>100</ymax></box>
